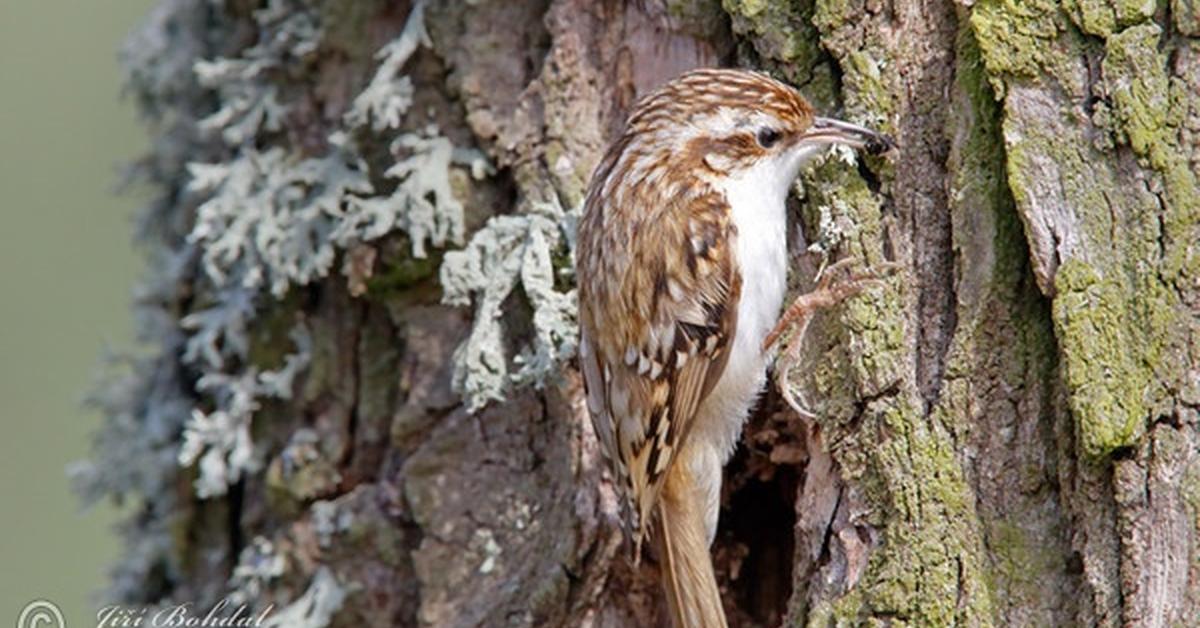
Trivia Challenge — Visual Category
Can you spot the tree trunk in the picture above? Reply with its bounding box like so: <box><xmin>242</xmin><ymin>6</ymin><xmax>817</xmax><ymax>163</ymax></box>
<box><xmin>82</xmin><ymin>0</ymin><xmax>1200</xmax><ymax>626</ymax></box>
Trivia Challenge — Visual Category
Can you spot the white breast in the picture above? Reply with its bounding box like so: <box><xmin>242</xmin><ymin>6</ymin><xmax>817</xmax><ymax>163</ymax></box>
<box><xmin>684</xmin><ymin>161</ymin><xmax>792</xmax><ymax>542</ymax></box>
<box><xmin>696</xmin><ymin>165</ymin><xmax>789</xmax><ymax>451</ymax></box>
<box><xmin>729</xmin><ymin>175</ymin><xmax>790</xmax><ymax>359</ymax></box>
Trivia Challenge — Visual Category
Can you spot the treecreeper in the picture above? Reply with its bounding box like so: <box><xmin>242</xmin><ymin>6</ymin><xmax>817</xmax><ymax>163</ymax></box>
<box><xmin>575</xmin><ymin>68</ymin><xmax>895</xmax><ymax>627</ymax></box>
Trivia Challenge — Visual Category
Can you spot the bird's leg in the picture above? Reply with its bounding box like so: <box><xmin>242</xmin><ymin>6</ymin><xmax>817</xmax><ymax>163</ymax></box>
<box><xmin>763</xmin><ymin>258</ymin><xmax>900</xmax><ymax>416</ymax></box>
<box><xmin>761</xmin><ymin>257</ymin><xmax>887</xmax><ymax>352</ymax></box>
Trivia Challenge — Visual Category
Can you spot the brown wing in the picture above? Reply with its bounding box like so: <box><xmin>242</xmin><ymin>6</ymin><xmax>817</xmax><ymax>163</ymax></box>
<box><xmin>577</xmin><ymin>187</ymin><xmax>739</xmax><ymax>548</ymax></box>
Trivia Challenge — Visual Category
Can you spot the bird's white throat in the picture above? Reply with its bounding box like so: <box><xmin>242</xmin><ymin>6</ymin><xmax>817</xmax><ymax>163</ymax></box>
<box><xmin>721</xmin><ymin>161</ymin><xmax>790</xmax><ymax>378</ymax></box>
<box><xmin>720</xmin><ymin>144</ymin><xmax>826</xmax><ymax>370</ymax></box>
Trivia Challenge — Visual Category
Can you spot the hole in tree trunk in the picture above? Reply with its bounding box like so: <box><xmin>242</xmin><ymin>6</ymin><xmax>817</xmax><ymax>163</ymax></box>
<box><xmin>716</xmin><ymin>442</ymin><xmax>799</xmax><ymax>627</ymax></box>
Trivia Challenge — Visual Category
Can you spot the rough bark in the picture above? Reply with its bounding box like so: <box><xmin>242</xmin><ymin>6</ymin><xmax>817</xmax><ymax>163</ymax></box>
<box><xmin>82</xmin><ymin>0</ymin><xmax>1199</xmax><ymax>626</ymax></box>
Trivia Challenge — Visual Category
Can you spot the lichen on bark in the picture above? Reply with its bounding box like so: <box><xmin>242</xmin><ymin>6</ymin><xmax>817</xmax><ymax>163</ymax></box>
<box><xmin>84</xmin><ymin>0</ymin><xmax>1200</xmax><ymax>625</ymax></box>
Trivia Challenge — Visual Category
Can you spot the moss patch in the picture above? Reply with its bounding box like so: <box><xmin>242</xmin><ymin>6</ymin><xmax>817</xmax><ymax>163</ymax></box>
<box><xmin>1052</xmin><ymin>259</ymin><xmax>1149</xmax><ymax>459</ymax></box>
<box><xmin>1062</xmin><ymin>0</ymin><xmax>1154</xmax><ymax>36</ymax></box>
<box><xmin>366</xmin><ymin>248</ymin><xmax>442</xmax><ymax>295</ymax></box>
<box><xmin>803</xmin><ymin>397</ymin><xmax>994</xmax><ymax>626</ymax></box>
<box><xmin>967</xmin><ymin>0</ymin><xmax>1199</xmax><ymax>468</ymax></box>
<box><xmin>970</xmin><ymin>0</ymin><xmax>1086</xmax><ymax>97</ymax></box>
<box><xmin>1102</xmin><ymin>24</ymin><xmax>1200</xmax><ymax>281</ymax></box>
<box><xmin>723</xmin><ymin>0</ymin><xmax>838</xmax><ymax>108</ymax></box>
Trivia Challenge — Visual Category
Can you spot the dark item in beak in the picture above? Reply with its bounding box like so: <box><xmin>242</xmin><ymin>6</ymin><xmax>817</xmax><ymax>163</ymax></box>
<box><xmin>806</xmin><ymin>117</ymin><xmax>897</xmax><ymax>155</ymax></box>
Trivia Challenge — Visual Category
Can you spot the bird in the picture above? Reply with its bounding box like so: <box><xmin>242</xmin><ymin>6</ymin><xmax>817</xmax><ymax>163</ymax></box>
<box><xmin>575</xmin><ymin>68</ymin><xmax>894</xmax><ymax>627</ymax></box>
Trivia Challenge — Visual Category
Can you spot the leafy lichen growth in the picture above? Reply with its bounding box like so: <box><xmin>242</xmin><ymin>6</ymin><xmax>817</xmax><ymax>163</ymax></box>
<box><xmin>440</xmin><ymin>200</ymin><xmax>580</xmax><ymax>411</ymax></box>
<box><xmin>178</xmin><ymin>324</ymin><xmax>312</xmax><ymax>498</ymax></box>
<box><xmin>86</xmin><ymin>2</ymin><xmax>494</xmax><ymax>609</ymax></box>
<box><xmin>191</xmin><ymin>0</ymin><xmax>334</xmax><ymax>148</ymax></box>
<box><xmin>261</xmin><ymin>567</ymin><xmax>348</xmax><ymax>628</ymax></box>
<box><xmin>334</xmin><ymin>129</ymin><xmax>483</xmax><ymax>260</ymax></box>
<box><xmin>229</xmin><ymin>536</ymin><xmax>287</xmax><ymax>606</ymax></box>
<box><xmin>187</xmin><ymin>148</ymin><xmax>373</xmax><ymax>298</ymax></box>
<box><xmin>342</xmin><ymin>0</ymin><xmax>428</xmax><ymax>132</ymax></box>
<box><xmin>174</xmin><ymin>0</ymin><xmax>489</xmax><ymax>497</ymax></box>
<box><xmin>76</xmin><ymin>0</ymin><xmax>214</xmax><ymax>601</ymax></box>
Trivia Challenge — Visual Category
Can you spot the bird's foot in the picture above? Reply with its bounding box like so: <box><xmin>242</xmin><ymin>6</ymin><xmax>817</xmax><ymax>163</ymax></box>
<box><xmin>763</xmin><ymin>258</ymin><xmax>901</xmax><ymax>416</ymax></box>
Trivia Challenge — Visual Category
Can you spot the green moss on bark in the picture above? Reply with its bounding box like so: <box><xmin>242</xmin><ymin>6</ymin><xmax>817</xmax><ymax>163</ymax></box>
<box><xmin>803</xmin><ymin>397</ymin><xmax>994</xmax><ymax>626</ymax></box>
<box><xmin>1102</xmin><ymin>24</ymin><xmax>1200</xmax><ymax>281</ymax></box>
<box><xmin>1062</xmin><ymin>0</ymin><xmax>1154</xmax><ymax>36</ymax></box>
<box><xmin>969</xmin><ymin>0</ymin><xmax>1063</xmax><ymax>89</ymax></box>
<box><xmin>664</xmin><ymin>0</ymin><xmax>727</xmax><ymax>36</ymax></box>
<box><xmin>1052</xmin><ymin>259</ymin><xmax>1149</xmax><ymax>458</ymax></box>
<box><xmin>968</xmin><ymin>0</ymin><xmax>1197</xmax><ymax>468</ymax></box>
<box><xmin>1104</xmin><ymin>25</ymin><xmax>1170</xmax><ymax>162</ymax></box>
<box><xmin>366</xmin><ymin>250</ymin><xmax>442</xmax><ymax>295</ymax></box>
<box><xmin>722</xmin><ymin>0</ymin><xmax>837</xmax><ymax>109</ymax></box>
<box><xmin>811</xmin><ymin>0</ymin><xmax>897</xmax><ymax>127</ymax></box>
<box><xmin>767</xmin><ymin>0</ymin><xmax>995</xmax><ymax>622</ymax></box>
<box><xmin>969</xmin><ymin>0</ymin><xmax>1102</xmax><ymax>101</ymax></box>
<box><xmin>799</xmin><ymin>158</ymin><xmax>906</xmax><ymax>399</ymax></box>
<box><xmin>789</xmin><ymin>158</ymin><xmax>993</xmax><ymax>626</ymax></box>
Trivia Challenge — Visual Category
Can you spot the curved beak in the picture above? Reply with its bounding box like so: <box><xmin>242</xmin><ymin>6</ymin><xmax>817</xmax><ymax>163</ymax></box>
<box><xmin>800</xmin><ymin>117</ymin><xmax>896</xmax><ymax>155</ymax></box>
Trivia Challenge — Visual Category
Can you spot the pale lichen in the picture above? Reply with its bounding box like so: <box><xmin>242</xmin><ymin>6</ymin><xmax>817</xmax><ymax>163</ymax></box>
<box><xmin>266</xmin><ymin>427</ymin><xmax>343</xmax><ymax>503</ymax></box>
<box><xmin>311</xmin><ymin>500</ymin><xmax>355</xmax><ymax>548</ymax></box>
<box><xmin>186</xmin><ymin>148</ymin><xmax>371</xmax><ymax>298</ymax></box>
<box><xmin>194</xmin><ymin>0</ymin><xmax>320</xmax><ymax>147</ymax></box>
<box><xmin>343</xmin><ymin>0</ymin><xmax>428</xmax><ymax>132</ymax></box>
<box><xmin>85</xmin><ymin>0</ymin><xmax>491</xmax><ymax>610</ymax></box>
<box><xmin>261</xmin><ymin>567</ymin><xmax>348</xmax><ymax>628</ymax></box>
<box><xmin>176</xmin><ymin>0</ymin><xmax>488</xmax><ymax>498</ymax></box>
<box><xmin>333</xmin><ymin>128</ymin><xmax>483</xmax><ymax>259</ymax></box>
<box><xmin>76</xmin><ymin>0</ymin><xmax>213</xmax><ymax>602</ymax></box>
<box><xmin>178</xmin><ymin>324</ymin><xmax>312</xmax><ymax>498</ymax></box>
<box><xmin>440</xmin><ymin>199</ymin><xmax>580</xmax><ymax>411</ymax></box>
<box><xmin>119</xmin><ymin>0</ymin><xmax>209</xmax><ymax>118</ymax></box>
<box><xmin>229</xmin><ymin>537</ymin><xmax>287</xmax><ymax>606</ymax></box>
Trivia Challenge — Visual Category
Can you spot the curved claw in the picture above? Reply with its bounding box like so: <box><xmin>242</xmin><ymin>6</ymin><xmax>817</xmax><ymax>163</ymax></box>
<box><xmin>775</xmin><ymin>347</ymin><xmax>817</xmax><ymax>418</ymax></box>
<box><xmin>765</xmin><ymin>257</ymin><xmax>901</xmax><ymax>416</ymax></box>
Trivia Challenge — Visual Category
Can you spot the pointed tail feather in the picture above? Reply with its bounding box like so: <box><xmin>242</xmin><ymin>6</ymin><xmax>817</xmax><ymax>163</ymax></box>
<box><xmin>652</xmin><ymin>465</ymin><xmax>728</xmax><ymax>628</ymax></box>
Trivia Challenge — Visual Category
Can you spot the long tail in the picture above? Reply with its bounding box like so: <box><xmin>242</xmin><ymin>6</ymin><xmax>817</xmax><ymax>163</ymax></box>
<box><xmin>653</xmin><ymin>464</ymin><xmax>729</xmax><ymax>628</ymax></box>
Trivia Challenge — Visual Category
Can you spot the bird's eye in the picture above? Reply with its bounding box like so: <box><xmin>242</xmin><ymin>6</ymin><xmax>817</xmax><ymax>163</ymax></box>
<box><xmin>756</xmin><ymin>127</ymin><xmax>781</xmax><ymax>148</ymax></box>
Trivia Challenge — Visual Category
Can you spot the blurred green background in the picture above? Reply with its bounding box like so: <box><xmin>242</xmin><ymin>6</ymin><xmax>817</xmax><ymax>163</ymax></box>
<box><xmin>1</xmin><ymin>0</ymin><xmax>156</xmax><ymax>625</ymax></box>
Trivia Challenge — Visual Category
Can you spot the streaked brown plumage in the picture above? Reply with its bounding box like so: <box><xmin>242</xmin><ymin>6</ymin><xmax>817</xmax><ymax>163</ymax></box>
<box><xmin>576</xmin><ymin>68</ymin><xmax>893</xmax><ymax>627</ymax></box>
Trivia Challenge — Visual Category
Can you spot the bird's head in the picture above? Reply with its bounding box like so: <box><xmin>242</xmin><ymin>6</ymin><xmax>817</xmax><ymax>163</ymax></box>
<box><xmin>613</xmin><ymin>68</ymin><xmax>894</xmax><ymax>202</ymax></box>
